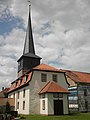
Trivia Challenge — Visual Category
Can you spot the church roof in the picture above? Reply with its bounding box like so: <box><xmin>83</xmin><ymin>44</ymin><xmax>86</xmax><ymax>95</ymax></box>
<box><xmin>33</xmin><ymin>63</ymin><xmax>64</xmax><ymax>73</ymax></box>
<box><xmin>17</xmin><ymin>5</ymin><xmax>41</xmax><ymax>62</ymax></box>
<box><xmin>8</xmin><ymin>64</ymin><xmax>64</xmax><ymax>93</ymax></box>
<box><xmin>23</xmin><ymin>5</ymin><xmax>35</xmax><ymax>55</ymax></box>
<box><xmin>39</xmin><ymin>81</ymin><xmax>69</xmax><ymax>94</ymax></box>
<box><xmin>64</xmin><ymin>70</ymin><xmax>90</xmax><ymax>83</ymax></box>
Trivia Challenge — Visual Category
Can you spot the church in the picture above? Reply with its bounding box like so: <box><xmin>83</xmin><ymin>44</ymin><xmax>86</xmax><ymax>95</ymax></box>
<box><xmin>8</xmin><ymin>5</ymin><xmax>69</xmax><ymax>115</ymax></box>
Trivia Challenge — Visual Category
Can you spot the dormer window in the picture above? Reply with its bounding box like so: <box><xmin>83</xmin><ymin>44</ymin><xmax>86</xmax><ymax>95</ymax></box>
<box><xmin>20</xmin><ymin>78</ymin><xmax>22</xmax><ymax>84</ymax></box>
<box><xmin>24</xmin><ymin>75</ymin><xmax>28</xmax><ymax>83</ymax></box>
<box><xmin>52</xmin><ymin>74</ymin><xmax>57</xmax><ymax>82</ymax></box>
<box><xmin>41</xmin><ymin>73</ymin><xmax>47</xmax><ymax>82</ymax></box>
<box><xmin>16</xmin><ymin>81</ymin><xmax>18</xmax><ymax>87</ymax></box>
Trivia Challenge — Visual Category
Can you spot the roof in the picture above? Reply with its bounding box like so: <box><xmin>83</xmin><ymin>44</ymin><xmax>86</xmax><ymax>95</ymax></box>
<box><xmin>9</xmin><ymin>63</ymin><xmax>64</xmax><ymax>93</ymax></box>
<box><xmin>39</xmin><ymin>81</ymin><xmax>69</xmax><ymax>94</ymax></box>
<box><xmin>8</xmin><ymin>72</ymin><xmax>32</xmax><ymax>92</ymax></box>
<box><xmin>23</xmin><ymin>5</ymin><xmax>35</xmax><ymax>55</ymax></box>
<box><xmin>0</xmin><ymin>92</ymin><xmax>4</xmax><ymax>98</ymax></box>
<box><xmin>0</xmin><ymin>88</ymin><xmax>9</xmax><ymax>93</ymax></box>
<box><xmin>0</xmin><ymin>98</ymin><xmax>15</xmax><ymax>106</ymax></box>
<box><xmin>65</xmin><ymin>70</ymin><xmax>90</xmax><ymax>83</ymax></box>
<box><xmin>17</xmin><ymin>5</ymin><xmax>42</xmax><ymax>62</ymax></box>
<box><xmin>33</xmin><ymin>63</ymin><xmax>64</xmax><ymax>73</ymax></box>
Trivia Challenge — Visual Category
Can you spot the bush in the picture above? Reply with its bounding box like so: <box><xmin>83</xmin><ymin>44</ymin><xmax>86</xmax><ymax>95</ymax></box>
<box><xmin>17</xmin><ymin>114</ymin><xmax>26</xmax><ymax>119</ymax></box>
<box><xmin>4</xmin><ymin>101</ymin><xmax>10</xmax><ymax>114</ymax></box>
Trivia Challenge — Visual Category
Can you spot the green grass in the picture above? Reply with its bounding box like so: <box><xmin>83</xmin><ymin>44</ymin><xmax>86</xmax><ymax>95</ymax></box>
<box><xmin>23</xmin><ymin>113</ymin><xmax>90</xmax><ymax>120</ymax></box>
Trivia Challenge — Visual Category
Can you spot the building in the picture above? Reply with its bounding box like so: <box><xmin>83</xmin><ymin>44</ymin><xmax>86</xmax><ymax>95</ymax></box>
<box><xmin>0</xmin><ymin>87</ymin><xmax>15</xmax><ymax>113</ymax></box>
<box><xmin>64</xmin><ymin>70</ymin><xmax>90</xmax><ymax>112</ymax></box>
<box><xmin>8</xmin><ymin>5</ymin><xmax>69</xmax><ymax>115</ymax></box>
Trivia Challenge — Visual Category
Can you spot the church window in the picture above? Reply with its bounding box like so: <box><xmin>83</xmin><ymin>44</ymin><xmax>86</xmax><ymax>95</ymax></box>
<box><xmin>53</xmin><ymin>93</ymin><xmax>63</xmax><ymax>98</ymax></box>
<box><xmin>17</xmin><ymin>102</ymin><xmax>19</xmax><ymax>109</ymax></box>
<box><xmin>41</xmin><ymin>73</ymin><xmax>47</xmax><ymax>82</ymax></box>
<box><xmin>52</xmin><ymin>74</ymin><xmax>57</xmax><ymax>82</ymax></box>
<box><xmin>18</xmin><ymin>91</ymin><xmax>20</xmax><ymax>99</ymax></box>
<box><xmin>23</xmin><ymin>101</ymin><xmax>25</xmax><ymax>110</ymax></box>
<box><xmin>23</xmin><ymin>89</ymin><xmax>25</xmax><ymax>98</ymax></box>
<box><xmin>42</xmin><ymin>100</ymin><xmax>45</xmax><ymax>110</ymax></box>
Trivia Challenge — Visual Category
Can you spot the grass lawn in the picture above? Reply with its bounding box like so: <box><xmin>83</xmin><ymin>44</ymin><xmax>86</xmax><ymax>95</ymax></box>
<box><xmin>23</xmin><ymin>113</ymin><xmax>90</xmax><ymax>120</ymax></box>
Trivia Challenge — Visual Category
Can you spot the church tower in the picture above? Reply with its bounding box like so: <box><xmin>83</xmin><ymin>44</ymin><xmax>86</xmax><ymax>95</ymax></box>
<box><xmin>17</xmin><ymin>4</ymin><xmax>42</xmax><ymax>77</ymax></box>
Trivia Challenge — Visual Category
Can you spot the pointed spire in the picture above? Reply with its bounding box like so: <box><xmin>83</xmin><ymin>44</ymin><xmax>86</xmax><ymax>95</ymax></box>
<box><xmin>23</xmin><ymin>4</ymin><xmax>35</xmax><ymax>55</ymax></box>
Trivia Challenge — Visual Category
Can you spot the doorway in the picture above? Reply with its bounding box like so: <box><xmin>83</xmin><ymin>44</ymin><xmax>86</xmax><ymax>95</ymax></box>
<box><xmin>54</xmin><ymin>100</ymin><xmax>63</xmax><ymax>115</ymax></box>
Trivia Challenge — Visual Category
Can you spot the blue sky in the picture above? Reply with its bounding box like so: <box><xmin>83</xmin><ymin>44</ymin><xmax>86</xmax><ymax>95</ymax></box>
<box><xmin>0</xmin><ymin>7</ymin><xmax>25</xmax><ymax>35</ymax></box>
<box><xmin>0</xmin><ymin>0</ymin><xmax>90</xmax><ymax>90</ymax></box>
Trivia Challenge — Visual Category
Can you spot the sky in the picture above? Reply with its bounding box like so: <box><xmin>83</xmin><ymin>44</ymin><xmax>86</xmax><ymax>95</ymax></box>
<box><xmin>0</xmin><ymin>0</ymin><xmax>90</xmax><ymax>90</ymax></box>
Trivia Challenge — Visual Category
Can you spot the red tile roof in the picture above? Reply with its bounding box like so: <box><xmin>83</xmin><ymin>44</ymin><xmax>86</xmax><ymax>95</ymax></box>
<box><xmin>9</xmin><ymin>64</ymin><xmax>65</xmax><ymax>93</ymax></box>
<box><xmin>0</xmin><ymin>98</ymin><xmax>15</xmax><ymax>106</ymax></box>
<box><xmin>8</xmin><ymin>72</ymin><xmax>32</xmax><ymax>92</ymax></box>
<box><xmin>33</xmin><ymin>63</ymin><xmax>64</xmax><ymax>73</ymax></box>
<box><xmin>39</xmin><ymin>81</ymin><xmax>69</xmax><ymax>94</ymax></box>
<box><xmin>0</xmin><ymin>88</ymin><xmax>10</xmax><ymax>93</ymax></box>
<box><xmin>65</xmin><ymin>70</ymin><xmax>90</xmax><ymax>83</ymax></box>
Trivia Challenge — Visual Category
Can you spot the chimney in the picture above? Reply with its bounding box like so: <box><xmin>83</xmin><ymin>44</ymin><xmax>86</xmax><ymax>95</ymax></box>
<box><xmin>2</xmin><ymin>87</ymin><xmax>4</xmax><ymax>91</ymax></box>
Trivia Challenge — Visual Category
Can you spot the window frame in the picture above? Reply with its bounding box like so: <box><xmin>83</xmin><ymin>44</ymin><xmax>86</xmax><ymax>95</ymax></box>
<box><xmin>41</xmin><ymin>73</ymin><xmax>47</xmax><ymax>82</ymax></box>
<box><xmin>23</xmin><ymin>89</ymin><xmax>25</xmax><ymax>98</ymax></box>
<box><xmin>42</xmin><ymin>100</ymin><xmax>45</xmax><ymax>110</ymax></box>
<box><xmin>17</xmin><ymin>102</ymin><xmax>19</xmax><ymax>109</ymax></box>
<box><xmin>23</xmin><ymin>101</ymin><xmax>25</xmax><ymax>110</ymax></box>
<box><xmin>18</xmin><ymin>91</ymin><xmax>20</xmax><ymax>99</ymax></box>
<box><xmin>52</xmin><ymin>74</ymin><xmax>57</xmax><ymax>82</ymax></box>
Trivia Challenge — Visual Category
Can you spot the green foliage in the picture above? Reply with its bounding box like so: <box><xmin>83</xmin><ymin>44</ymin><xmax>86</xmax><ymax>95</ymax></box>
<box><xmin>17</xmin><ymin>114</ymin><xmax>26</xmax><ymax>119</ymax></box>
<box><xmin>4</xmin><ymin>101</ymin><xmax>11</xmax><ymax>114</ymax></box>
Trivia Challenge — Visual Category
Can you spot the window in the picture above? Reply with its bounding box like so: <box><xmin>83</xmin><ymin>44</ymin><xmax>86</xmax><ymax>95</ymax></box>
<box><xmin>42</xmin><ymin>94</ymin><xmax>45</xmax><ymax>98</ymax></box>
<box><xmin>52</xmin><ymin>74</ymin><xmax>57</xmax><ymax>82</ymax></box>
<box><xmin>13</xmin><ymin>93</ymin><xmax>15</xmax><ymax>98</ymax></box>
<box><xmin>85</xmin><ymin>101</ymin><xmax>88</xmax><ymax>110</ymax></box>
<box><xmin>18</xmin><ymin>91</ymin><xmax>20</xmax><ymax>99</ymax></box>
<box><xmin>84</xmin><ymin>89</ymin><xmax>87</xmax><ymax>96</ymax></box>
<box><xmin>20</xmin><ymin>78</ymin><xmax>22</xmax><ymax>84</ymax></box>
<box><xmin>24</xmin><ymin>75</ymin><xmax>28</xmax><ymax>83</ymax></box>
<box><xmin>17</xmin><ymin>102</ymin><xmax>19</xmax><ymax>109</ymax></box>
<box><xmin>23</xmin><ymin>89</ymin><xmax>25</xmax><ymax>98</ymax></box>
<box><xmin>42</xmin><ymin>100</ymin><xmax>45</xmax><ymax>110</ymax></box>
<box><xmin>23</xmin><ymin>101</ymin><xmax>25</xmax><ymax>110</ymax></box>
<box><xmin>53</xmin><ymin>93</ymin><xmax>63</xmax><ymax>98</ymax></box>
<box><xmin>41</xmin><ymin>73</ymin><xmax>47</xmax><ymax>82</ymax></box>
<box><xmin>16</xmin><ymin>82</ymin><xmax>18</xmax><ymax>87</ymax></box>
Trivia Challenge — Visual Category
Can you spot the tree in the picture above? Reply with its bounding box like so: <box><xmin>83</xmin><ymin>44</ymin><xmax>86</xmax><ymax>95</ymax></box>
<box><xmin>5</xmin><ymin>101</ymin><xmax>11</xmax><ymax>114</ymax></box>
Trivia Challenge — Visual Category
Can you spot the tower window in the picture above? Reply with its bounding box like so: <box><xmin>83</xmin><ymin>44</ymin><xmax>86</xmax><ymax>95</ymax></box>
<box><xmin>41</xmin><ymin>73</ymin><xmax>47</xmax><ymax>82</ymax></box>
<box><xmin>52</xmin><ymin>74</ymin><xmax>57</xmax><ymax>82</ymax></box>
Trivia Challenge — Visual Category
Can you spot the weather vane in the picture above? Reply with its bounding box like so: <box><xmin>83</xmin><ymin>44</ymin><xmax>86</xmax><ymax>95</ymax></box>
<box><xmin>28</xmin><ymin>0</ymin><xmax>31</xmax><ymax>6</ymax></box>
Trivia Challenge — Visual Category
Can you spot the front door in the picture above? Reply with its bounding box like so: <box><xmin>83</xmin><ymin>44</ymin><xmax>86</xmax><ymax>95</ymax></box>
<box><xmin>54</xmin><ymin>100</ymin><xmax>63</xmax><ymax>115</ymax></box>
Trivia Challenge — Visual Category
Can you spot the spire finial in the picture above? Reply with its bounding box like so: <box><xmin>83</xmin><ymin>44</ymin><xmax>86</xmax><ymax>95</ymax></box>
<box><xmin>28</xmin><ymin>0</ymin><xmax>31</xmax><ymax>6</ymax></box>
